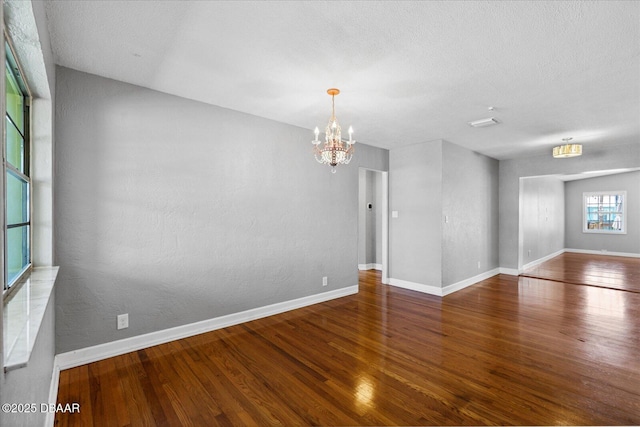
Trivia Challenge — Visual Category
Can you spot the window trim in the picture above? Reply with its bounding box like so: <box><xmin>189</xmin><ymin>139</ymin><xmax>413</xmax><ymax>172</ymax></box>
<box><xmin>582</xmin><ymin>191</ymin><xmax>627</xmax><ymax>235</ymax></box>
<box><xmin>3</xmin><ymin>30</ymin><xmax>32</xmax><ymax>301</ymax></box>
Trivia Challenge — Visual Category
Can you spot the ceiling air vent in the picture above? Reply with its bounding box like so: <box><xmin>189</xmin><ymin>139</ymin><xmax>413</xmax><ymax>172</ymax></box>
<box><xmin>468</xmin><ymin>117</ymin><xmax>499</xmax><ymax>128</ymax></box>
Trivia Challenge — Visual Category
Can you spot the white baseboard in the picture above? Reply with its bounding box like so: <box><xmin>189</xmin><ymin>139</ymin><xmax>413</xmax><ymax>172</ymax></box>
<box><xmin>522</xmin><ymin>248</ymin><xmax>566</xmax><ymax>271</ymax></box>
<box><xmin>44</xmin><ymin>364</ymin><xmax>60</xmax><ymax>427</ymax></box>
<box><xmin>358</xmin><ymin>263</ymin><xmax>382</xmax><ymax>271</ymax></box>
<box><xmin>565</xmin><ymin>248</ymin><xmax>640</xmax><ymax>258</ymax></box>
<box><xmin>55</xmin><ymin>285</ymin><xmax>358</xmax><ymax>371</ymax></box>
<box><xmin>389</xmin><ymin>268</ymin><xmax>501</xmax><ymax>297</ymax></box>
<box><xmin>388</xmin><ymin>278</ymin><xmax>443</xmax><ymax>296</ymax></box>
<box><xmin>499</xmin><ymin>267</ymin><xmax>520</xmax><ymax>276</ymax></box>
<box><xmin>442</xmin><ymin>268</ymin><xmax>500</xmax><ymax>296</ymax></box>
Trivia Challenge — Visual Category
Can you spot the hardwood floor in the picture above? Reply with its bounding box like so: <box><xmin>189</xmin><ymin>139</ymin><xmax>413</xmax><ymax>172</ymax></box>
<box><xmin>55</xmin><ymin>266</ymin><xmax>640</xmax><ymax>426</ymax></box>
<box><xmin>521</xmin><ymin>252</ymin><xmax>640</xmax><ymax>293</ymax></box>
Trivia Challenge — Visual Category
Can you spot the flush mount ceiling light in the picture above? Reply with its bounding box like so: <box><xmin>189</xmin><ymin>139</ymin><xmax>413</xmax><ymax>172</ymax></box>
<box><xmin>468</xmin><ymin>117</ymin><xmax>499</xmax><ymax>128</ymax></box>
<box><xmin>311</xmin><ymin>88</ymin><xmax>355</xmax><ymax>173</ymax></box>
<box><xmin>553</xmin><ymin>137</ymin><xmax>582</xmax><ymax>158</ymax></box>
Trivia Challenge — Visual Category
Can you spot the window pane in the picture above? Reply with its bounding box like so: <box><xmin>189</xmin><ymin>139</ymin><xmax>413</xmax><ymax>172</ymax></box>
<box><xmin>6</xmin><ymin>116</ymin><xmax>25</xmax><ymax>172</ymax></box>
<box><xmin>7</xmin><ymin>225</ymin><xmax>29</xmax><ymax>285</ymax></box>
<box><xmin>6</xmin><ymin>170</ymin><xmax>29</xmax><ymax>225</ymax></box>
<box><xmin>612</xmin><ymin>214</ymin><xmax>623</xmax><ymax>231</ymax></box>
<box><xmin>5</xmin><ymin>62</ymin><xmax>24</xmax><ymax>134</ymax></box>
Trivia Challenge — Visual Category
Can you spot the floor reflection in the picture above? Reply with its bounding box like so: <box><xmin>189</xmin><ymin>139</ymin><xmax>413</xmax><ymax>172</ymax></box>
<box><xmin>585</xmin><ymin>285</ymin><xmax>626</xmax><ymax>319</ymax></box>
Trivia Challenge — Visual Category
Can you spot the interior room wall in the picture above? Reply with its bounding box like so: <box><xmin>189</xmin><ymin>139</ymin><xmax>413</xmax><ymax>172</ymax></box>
<box><xmin>519</xmin><ymin>176</ymin><xmax>565</xmax><ymax>268</ymax></box>
<box><xmin>389</xmin><ymin>140</ymin><xmax>443</xmax><ymax>287</ymax></box>
<box><xmin>1</xmin><ymin>2</ymin><xmax>57</xmax><ymax>427</ymax></box>
<box><xmin>565</xmin><ymin>171</ymin><xmax>640</xmax><ymax>254</ymax></box>
<box><xmin>499</xmin><ymin>141</ymin><xmax>640</xmax><ymax>270</ymax></box>
<box><xmin>54</xmin><ymin>67</ymin><xmax>388</xmax><ymax>353</ymax></box>
<box><xmin>441</xmin><ymin>141</ymin><xmax>499</xmax><ymax>286</ymax></box>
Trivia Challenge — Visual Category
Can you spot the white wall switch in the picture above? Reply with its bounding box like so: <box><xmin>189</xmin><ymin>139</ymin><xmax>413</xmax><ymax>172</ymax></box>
<box><xmin>392</xmin><ymin>211</ymin><xmax>399</xmax><ymax>218</ymax></box>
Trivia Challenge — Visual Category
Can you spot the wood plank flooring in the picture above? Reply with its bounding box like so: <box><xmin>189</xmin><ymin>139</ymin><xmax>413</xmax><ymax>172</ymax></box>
<box><xmin>55</xmin><ymin>264</ymin><xmax>640</xmax><ymax>426</ymax></box>
<box><xmin>521</xmin><ymin>252</ymin><xmax>640</xmax><ymax>293</ymax></box>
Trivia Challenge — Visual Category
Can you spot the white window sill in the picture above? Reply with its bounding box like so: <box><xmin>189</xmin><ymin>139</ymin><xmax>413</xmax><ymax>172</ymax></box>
<box><xmin>3</xmin><ymin>266</ymin><xmax>59</xmax><ymax>372</ymax></box>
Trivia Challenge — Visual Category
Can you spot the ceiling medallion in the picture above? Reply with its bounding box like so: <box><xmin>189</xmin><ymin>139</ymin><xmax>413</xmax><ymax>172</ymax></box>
<box><xmin>311</xmin><ymin>88</ymin><xmax>355</xmax><ymax>173</ymax></box>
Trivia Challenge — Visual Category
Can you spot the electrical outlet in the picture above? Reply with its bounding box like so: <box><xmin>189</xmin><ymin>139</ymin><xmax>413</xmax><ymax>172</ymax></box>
<box><xmin>528</xmin><ymin>249</ymin><xmax>531</xmax><ymax>257</ymax></box>
<box><xmin>117</xmin><ymin>313</ymin><xmax>129</xmax><ymax>330</ymax></box>
<box><xmin>322</xmin><ymin>276</ymin><xmax>328</xmax><ymax>287</ymax></box>
<box><xmin>477</xmin><ymin>261</ymin><xmax>481</xmax><ymax>269</ymax></box>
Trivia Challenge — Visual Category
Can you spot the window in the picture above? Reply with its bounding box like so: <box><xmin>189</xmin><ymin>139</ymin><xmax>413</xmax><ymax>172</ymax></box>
<box><xmin>3</xmin><ymin>38</ymin><xmax>31</xmax><ymax>294</ymax></box>
<box><xmin>583</xmin><ymin>191</ymin><xmax>626</xmax><ymax>234</ymax></box>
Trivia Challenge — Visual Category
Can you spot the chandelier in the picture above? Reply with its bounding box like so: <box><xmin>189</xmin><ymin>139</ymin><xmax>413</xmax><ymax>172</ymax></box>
<box><xmin>553</xmin><ymin>137</ymin><xmax>582</xmax><ymax>158</ymax></box>
<box><xmin>312</xmin><ymin>88</ymin><xmax>355</xmax><ymax>173</ymax></box>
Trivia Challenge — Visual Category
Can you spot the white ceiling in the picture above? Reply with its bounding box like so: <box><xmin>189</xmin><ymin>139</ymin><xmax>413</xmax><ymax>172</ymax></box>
<box><xmin>43</xmin><ymin>1</ymin><xmax>640</xmax><ymax>159</ymax></box>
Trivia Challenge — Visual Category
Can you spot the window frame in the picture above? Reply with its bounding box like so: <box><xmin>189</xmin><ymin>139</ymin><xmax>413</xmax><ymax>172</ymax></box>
<box><xmin>2</xmin><ymin>31</ymin><xmax>32</xmax><ymax>300</ymax></box>
<box><xmin>582</xmin><ymin>191</ymin><xmax>627</xmax><ymax>235</ymax></box>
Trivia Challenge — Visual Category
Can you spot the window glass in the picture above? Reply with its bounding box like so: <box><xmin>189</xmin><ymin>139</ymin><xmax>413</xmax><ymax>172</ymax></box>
<box><xmin>5</xmin><ymin>60</ymin><xmax>24</xmax><ymax>133</ymax></box>
<box><xmin>6</xmin><ymin>170</ymin><xmax>29</xmax><ymax>225</ymax></box>
<box><xmin>6</xmin><ymin>116</ymin><xmax>25</xmax><ymax>172</ymax></box>
<box><xmin>7</xmin><ymin>225</ymin><xmax>29</xmax><ymax>285</ymax></box>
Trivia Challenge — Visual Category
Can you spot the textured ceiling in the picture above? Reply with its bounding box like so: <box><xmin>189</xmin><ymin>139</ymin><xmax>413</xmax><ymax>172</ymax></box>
<box><xmin>44</xmin><ymin>1</ymin><xmax>640</xmax><ymax>159</ymax></box>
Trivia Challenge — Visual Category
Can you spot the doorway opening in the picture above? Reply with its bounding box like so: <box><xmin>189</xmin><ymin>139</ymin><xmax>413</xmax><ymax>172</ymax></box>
<box><xmin>358</xmin><ymin>168</ymin><xmax>389</xmax><ymax>284</ymax></box>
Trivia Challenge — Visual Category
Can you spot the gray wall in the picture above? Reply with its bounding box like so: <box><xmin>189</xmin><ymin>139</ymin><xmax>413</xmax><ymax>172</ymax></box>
<box><xmin>565</xmin><ymin>171</ymin><xmax>640</xmax><ymax>254</ymax></box>
<box><xmin>389</xmin><ymin>140</ymin><xmax>499</xmax><ymax>288</ymax></box>
<box><xmin>499</xmin><ymin>142</ymin><xmax>640</xmax><ymax>270</ymax></box>
<box><xmin>520</xmin><ymin>176</ymin><xmax>565</xmax><ymax>267</ymax></box>
<box><xmin>1</xmin><ymin>2</ymin><xmax>57</xmax><ymax>427</ymax></box>
<box><xmin>441</xmin><ymin>141</ymin><xmax>499</xmax><ymax>286</ymax></box>
<box><xmin>389</xmin><ymin>141</ymin><xmax>442</xmax><ymax>286</ymax></box>
<box><xmin>54</xmin><ymin>67</ymin><xmax>388</xmax><ymax>353</ymax></box>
